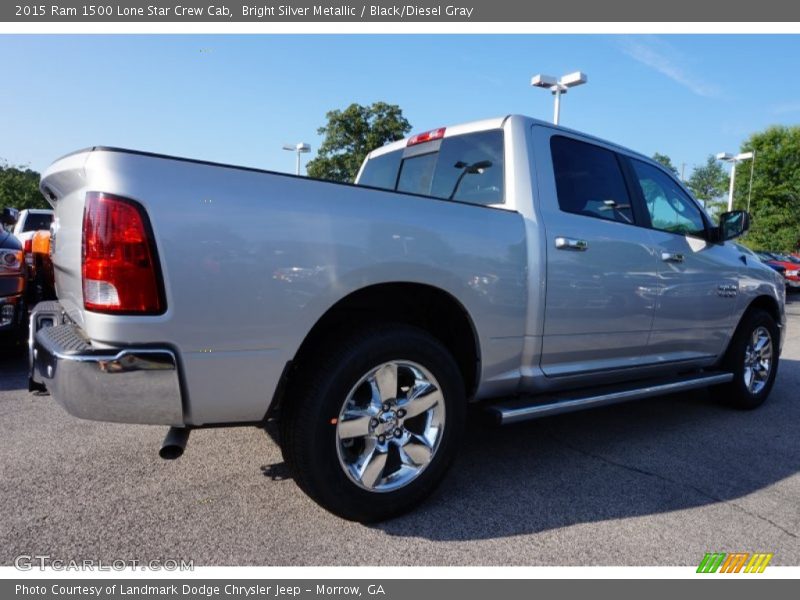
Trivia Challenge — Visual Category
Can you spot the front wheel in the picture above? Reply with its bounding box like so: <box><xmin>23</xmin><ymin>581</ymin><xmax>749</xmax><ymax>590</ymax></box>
<box><xmin>719</xmin><ymin>309</ymin><xmax>780</xmax><ymax>409</ymax></box>
<box><xmin>280</xmin><ymin>324</ymin><xmax>466</xmax><ymax>522</ymax></box>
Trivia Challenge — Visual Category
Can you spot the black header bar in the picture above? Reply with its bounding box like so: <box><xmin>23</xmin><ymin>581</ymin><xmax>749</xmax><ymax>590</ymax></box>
<box><xmin>3</xmin><ymin>0</ymin><xmax>800</xmax><ymax>22</ymax></box>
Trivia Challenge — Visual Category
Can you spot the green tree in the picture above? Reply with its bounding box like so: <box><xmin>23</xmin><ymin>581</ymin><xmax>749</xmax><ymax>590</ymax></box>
<box><xmin>652</xmin><ymin>152</ymin><xmax>679</xmax><ymax>175</ymax></box>
<box><xmin>687</xmin><ymin>154</ymin><xmax>729</xmax><ymax>214</ymax></box>
<box><xmin>0</xmin><ymin>161</ymin><xmax>47</xmax><ymax>211</ymax></box>
<box><xmin>733</xmin><ymin>126</ymin><xmax>800</xmax><ymax>252</ymax></box>
<box><xmin>306</xmin><ymin>102</ymin><xmax>411</xmax><ymax>183</ymax></box>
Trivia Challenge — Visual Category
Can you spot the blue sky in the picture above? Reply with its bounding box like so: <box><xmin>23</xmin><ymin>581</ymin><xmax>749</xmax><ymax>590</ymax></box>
<box><xmin>2</xmin><ymin>34</ymin><xmax>799</xmax><ymax>176</ymax></box>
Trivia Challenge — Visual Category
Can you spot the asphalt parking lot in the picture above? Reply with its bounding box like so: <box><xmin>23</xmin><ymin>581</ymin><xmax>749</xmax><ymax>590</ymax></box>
<box><xmin>2</xmin><ymin>303</ymin><xmax>799</xmax><ymax>567</ymax></box>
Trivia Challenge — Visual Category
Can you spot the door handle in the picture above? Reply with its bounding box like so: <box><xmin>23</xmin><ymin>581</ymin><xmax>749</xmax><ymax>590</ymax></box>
<box><xmin>555</xmin><ymin>237</ymin><xmax>588</xmax><ymax>251</ymax></box>
<box><xmin>661</xmin><ymin>252</ymin><xmax>685</xmax><ymax>263</ymax></box>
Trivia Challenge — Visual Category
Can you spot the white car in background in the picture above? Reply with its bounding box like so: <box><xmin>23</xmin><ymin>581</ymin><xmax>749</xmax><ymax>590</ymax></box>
<box><xmin>12</xmin><ymin>208</ymin><xmax>54</xmax><ymax>270</ymax></box>
<box><xmin>13</xmin><ymin>208</ymin><xmax>54</xmax><ymax>243</ymax></box>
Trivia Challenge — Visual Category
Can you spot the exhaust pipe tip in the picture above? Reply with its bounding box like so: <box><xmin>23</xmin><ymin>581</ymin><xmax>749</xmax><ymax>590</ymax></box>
<box><xmin>159</xmin><ymin>445</ymin><xmax>184</xmax><ymax>460</ymax></box>
<box><xmin>159</xmin><ymin>427</ymin><xmax>190</xmax><ymax>460</ymax></box>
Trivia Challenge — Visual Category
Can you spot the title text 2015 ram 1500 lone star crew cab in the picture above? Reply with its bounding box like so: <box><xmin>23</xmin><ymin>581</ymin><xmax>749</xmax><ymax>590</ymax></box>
<box><xmin>30</xmin><ymin>115</ymin><xmax>785</xmax><ymax>521</ymax></box>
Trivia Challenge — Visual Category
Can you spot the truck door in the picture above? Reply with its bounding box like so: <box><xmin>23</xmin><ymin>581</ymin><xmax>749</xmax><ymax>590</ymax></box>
<box><xmin>625</xmin><ymin>158</ymin><xmax>740</xmax><ymax>359</ymax></box>
<box><xmin>532</xmin><ymin>129</ymin><xmax>660</xmax><ymax>377</ymax></box>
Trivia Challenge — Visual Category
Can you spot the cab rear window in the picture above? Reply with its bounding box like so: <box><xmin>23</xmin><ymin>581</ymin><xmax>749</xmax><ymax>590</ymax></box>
<box><xmin>358</xmin><ymin>130</ymin><xmax>504</xmax><ymax>206</ymax></box>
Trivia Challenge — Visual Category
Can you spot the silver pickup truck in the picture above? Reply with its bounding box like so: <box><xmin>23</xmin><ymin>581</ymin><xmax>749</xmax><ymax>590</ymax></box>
<box><xmin>30</xmin><ymin>115</ymin><xmax>785</xmax><ymax>521</ymax></box>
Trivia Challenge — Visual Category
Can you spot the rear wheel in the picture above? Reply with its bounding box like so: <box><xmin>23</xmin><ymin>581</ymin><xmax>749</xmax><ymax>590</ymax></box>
<box><xmin>719</xmin><ymin>309</ymin><xmax>779</xmax><ymax>409</ymax></box>
<box><xmin>280</xmin><ymin>324</ymin><xmax>465</xmax><ymax>522</ymax></box>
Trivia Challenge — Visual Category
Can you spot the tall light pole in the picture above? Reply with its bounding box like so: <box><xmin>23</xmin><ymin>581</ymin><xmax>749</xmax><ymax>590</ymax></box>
<box><xmin>717</xmin><ymin>151</ymin><xmax>754</xmax><ymax>211</ymax></box>
<box><xmin>531</xmin><ymin>71</ymin><xmax>588</xmax><ymax>125</ymax></box>
<box><xmin>283</xmin><ymin>142</ymin><xmax>311</xmax><ymax>175</ymax></box>
<box><xmin>746</xmin><ymin>151</ymin><xmax>757</xmax><ymax>213</ymax></box>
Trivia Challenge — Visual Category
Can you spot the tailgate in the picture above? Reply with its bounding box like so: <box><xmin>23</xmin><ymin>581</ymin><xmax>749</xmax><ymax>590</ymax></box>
<box><xmin>39</xmin><ymin>149</ymin><xmax>94</xmax><ymax>328</ymax></box>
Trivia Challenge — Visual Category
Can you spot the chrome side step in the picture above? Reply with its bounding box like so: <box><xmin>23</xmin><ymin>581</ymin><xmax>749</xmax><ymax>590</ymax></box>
<box><xmin>488</xmin><ymin>372</ymin><xmax>734</xmax><ymax>425</ymax></box>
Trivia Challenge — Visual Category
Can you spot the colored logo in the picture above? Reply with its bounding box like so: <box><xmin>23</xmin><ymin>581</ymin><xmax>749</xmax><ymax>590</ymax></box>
<box><xmin>697</xmin><ymin>552</ymin><xmax>773</xmax><ymax>573</ymax></box>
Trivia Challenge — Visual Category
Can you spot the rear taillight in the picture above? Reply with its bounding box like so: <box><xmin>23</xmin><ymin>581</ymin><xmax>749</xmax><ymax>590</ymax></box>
<box><xmin>23</xmin><ymin>238</ymin><xmax>33</xmax><ymax>265</ymax></box>
<box><xmin>82</xmin><ymin>192</ymin><xmax>164</xmax><ymax>314</ymax></box>
<box><xmin>32</xmin><ymin>230</ymin><xmax>51</xmax><ymax>255</ymax></box>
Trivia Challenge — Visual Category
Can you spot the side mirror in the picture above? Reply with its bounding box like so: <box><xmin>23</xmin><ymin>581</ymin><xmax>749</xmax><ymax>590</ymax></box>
<box><xmin>716</xmin><ymin>210</ymin><xmax>750</xmax><ymax>242</ymax></box>
<box><xmin>1</xmin><ymin>207</ymin><xmax>19</xmax><ymax>226</ymax></box>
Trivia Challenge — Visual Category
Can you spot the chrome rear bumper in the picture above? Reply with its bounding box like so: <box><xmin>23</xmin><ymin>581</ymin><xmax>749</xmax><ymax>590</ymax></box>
<box><xmin>30</xmin><ymin>308</ymin><xmax>184</xmax><ymax>426</ymax></box>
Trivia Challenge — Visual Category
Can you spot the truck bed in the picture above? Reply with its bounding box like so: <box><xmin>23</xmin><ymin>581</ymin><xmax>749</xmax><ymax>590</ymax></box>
<box><xmin>40</xmin><ymin>147</ymin><xmax>528</xmax><ymax>425</ymax></box>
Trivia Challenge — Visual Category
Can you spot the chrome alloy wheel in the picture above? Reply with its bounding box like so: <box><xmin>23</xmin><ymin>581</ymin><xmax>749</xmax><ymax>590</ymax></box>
<box><xmin>335</xmin><ymin>361</ymin><xmax>446</xmax><ymax>493</ymax></box>
<box><xmin>743</xmin><ymin>326</ymin><xmax>773</xmax><ymax>395</ymax></box>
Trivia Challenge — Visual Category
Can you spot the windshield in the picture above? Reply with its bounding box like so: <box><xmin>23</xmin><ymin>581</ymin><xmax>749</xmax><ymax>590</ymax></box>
<box><xmin>22</xmin><ymin>213</ymin><xmax>53</xmax><ymax>233</ymax></box>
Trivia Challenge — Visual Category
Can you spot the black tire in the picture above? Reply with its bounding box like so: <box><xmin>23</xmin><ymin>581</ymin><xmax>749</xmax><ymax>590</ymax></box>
<box><xmin>719</xmin><ymin>309</ymin><xmax>780</xmax><ymax>409</ymax></box>
<box><xmin>280</xmin><ymin>324</ymin><xmax>466</xmax><ymax>522</ymax></box>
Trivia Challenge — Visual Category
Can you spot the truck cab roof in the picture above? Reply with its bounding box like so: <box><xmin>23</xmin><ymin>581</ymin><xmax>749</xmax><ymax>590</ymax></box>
<box><xmin>366</xmin><ymin>114</ymin><xmax>656</xmax><ymax>167</ymax></box>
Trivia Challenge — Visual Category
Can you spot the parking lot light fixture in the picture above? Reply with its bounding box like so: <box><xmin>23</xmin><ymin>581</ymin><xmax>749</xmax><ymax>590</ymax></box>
<box><xmin>717</xmin><ymin>151</ymin><xmax>755</xmax><ymax>211</ymax></box>
<box><xmin>283</xmin><ymin>142</ymin><xmax>311</xmax><ymax>176</ymax></box>
<box><xmin>531</xmin><ymin>71</ymin><xmax>588</xmax><ymax>126</ymax></box>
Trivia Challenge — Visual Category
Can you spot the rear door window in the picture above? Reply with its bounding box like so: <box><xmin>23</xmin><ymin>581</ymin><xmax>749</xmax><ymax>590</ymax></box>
<box><xmin>359</xmin><ymin>129</ymin><xmax>504</xmax><ymax>205</ymax></box>
<box><xmin>550</xmin><ymin>136</ymin><xmax>634</xmax><ymax>225</ymax></box>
